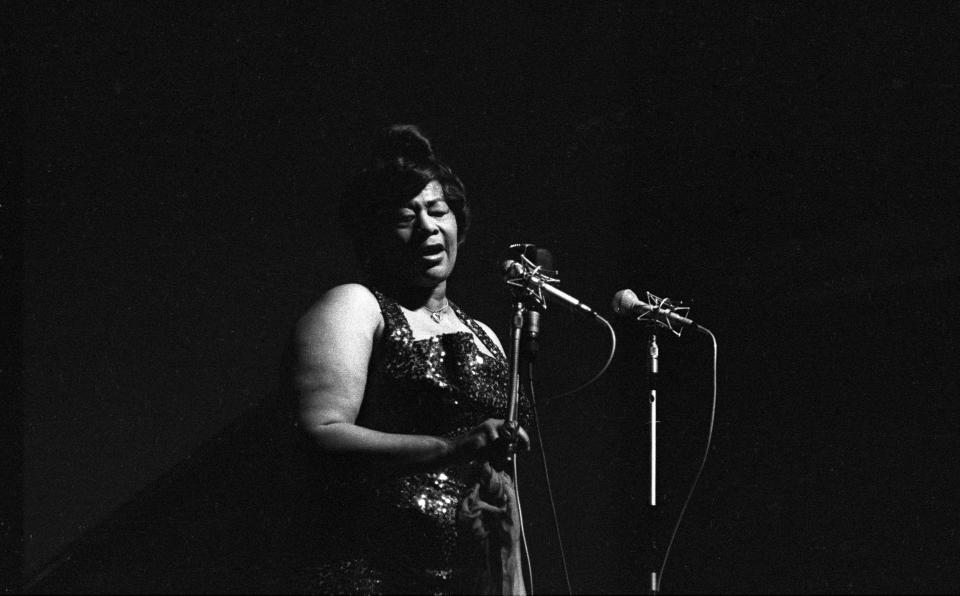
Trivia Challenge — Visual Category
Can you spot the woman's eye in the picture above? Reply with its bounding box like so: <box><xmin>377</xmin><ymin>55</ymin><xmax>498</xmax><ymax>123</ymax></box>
<box><xmin>429</xmin><ymin>209</ymin><xmax>449</xmax><ymax>217</ymax></box>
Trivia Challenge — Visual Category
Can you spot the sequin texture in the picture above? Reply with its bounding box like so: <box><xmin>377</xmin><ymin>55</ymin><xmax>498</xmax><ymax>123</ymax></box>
<box><xmin>309</xmin><ymin>289</ymin><xmax>529</xmax><ymax>594</ymax></box>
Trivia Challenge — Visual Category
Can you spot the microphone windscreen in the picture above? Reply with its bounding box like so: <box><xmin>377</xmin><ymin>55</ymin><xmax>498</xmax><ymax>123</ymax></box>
<box><xmin>499</xmin><ymin>243</ymin><xmax>557</xmax><ymax>278</ymax></box>
<box><xmin>611</xmin><ymin>289</ymin><xmax>640</xmax><ymax>315</ymax></box>
<box><xmin>500</xmin><ymin>259</ymin><xmax>523</xmax><ymax>277</ymax></box>
<box><xmin>499</xmin><ymin>243</ymin><xmax>535</xmax><ymax>274</ymax></box>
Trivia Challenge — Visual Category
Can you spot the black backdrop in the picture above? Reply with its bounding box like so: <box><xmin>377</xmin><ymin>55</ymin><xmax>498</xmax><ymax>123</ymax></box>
<box><xmin>17</xmin><ymin>1</ymin><xmax>959</xmax><ymax>593</ymax></box>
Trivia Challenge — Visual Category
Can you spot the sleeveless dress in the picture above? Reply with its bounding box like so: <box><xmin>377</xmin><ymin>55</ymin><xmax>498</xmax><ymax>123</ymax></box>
<box><xmin>297</xmin><ymin>289</ymin><xmax>529</xmax><ymax>595</ymax></box>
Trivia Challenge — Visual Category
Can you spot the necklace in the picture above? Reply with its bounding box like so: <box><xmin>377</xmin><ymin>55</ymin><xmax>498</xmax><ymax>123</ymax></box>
<box><xmin>425</xmin><ymin>300</ymin><xmax>450</xmax><ymax>323</ymax></box>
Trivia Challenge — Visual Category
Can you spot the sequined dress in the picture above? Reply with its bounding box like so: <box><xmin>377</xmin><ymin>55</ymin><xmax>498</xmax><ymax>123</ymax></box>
<box><xmin>301</xmin><ymin>289</ymin><xmax>529</xmax><ymax>594</ymax></box>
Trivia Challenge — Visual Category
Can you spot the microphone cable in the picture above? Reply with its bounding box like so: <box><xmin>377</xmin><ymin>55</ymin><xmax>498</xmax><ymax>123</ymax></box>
<box><xmin>524</xmin><ymin>359</ymin><xmax>575</xmax><ymax>595</ymax></box>
<box><xmin>514</xmin><ymin>311</ymin><xmax>618</xmax><ymax>592</ymax></box>
<box><xmin>655</xmin><ymin>326</ymin><xmax>718</xmax><ymax>592</ymax></box>
<box><xmin>547</xmin><ymin>313</ymin><xmax>617</xmax><ymax>401</ymax></box>
<box><xmin>513</xmin><ymin>454</ymin><xmax>534</xmax><ymax>595</ymax></box>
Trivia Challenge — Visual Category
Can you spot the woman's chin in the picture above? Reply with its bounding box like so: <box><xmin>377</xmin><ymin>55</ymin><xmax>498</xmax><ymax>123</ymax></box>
<box><xmin>411</xmin><ymin>264</ymin><xmax>453</xmax><ymax>286</ymax></box>
<box><xmin>412</xmin><ymin>273</ymin><xmax>447</xmax><ymax>287</ymax></box>
<box><xmin>373</xmin><ymin>256</ymin><xmax>454</xmax><ymax>288</ymax></box>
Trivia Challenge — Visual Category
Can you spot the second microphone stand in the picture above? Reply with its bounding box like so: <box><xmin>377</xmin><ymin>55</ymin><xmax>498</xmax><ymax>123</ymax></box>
<box><xmin>643</xmin><ymin>324</ymin><xmax>662</xmax><ymax>594</ymax></box>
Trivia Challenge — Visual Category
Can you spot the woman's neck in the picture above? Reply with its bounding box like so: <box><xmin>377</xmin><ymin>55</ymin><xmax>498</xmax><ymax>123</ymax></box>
<box><xmin>376</xmin><ymin>279</ymin><xmax>448</xmax><ymax>311</ymax></box>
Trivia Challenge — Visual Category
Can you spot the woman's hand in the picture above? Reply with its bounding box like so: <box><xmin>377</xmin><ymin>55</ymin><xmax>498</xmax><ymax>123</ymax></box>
<box><xmin>449</xmin><ymin>418</ymin><xmax>531</xmax><ymax>464</ymax></box>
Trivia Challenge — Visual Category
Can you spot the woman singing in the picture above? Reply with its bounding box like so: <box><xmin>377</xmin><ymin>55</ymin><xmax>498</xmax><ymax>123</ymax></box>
<box><xmin>290</xmin><ymin>124</ymin><xmax>530</xmax><ymax>594</ymax></box>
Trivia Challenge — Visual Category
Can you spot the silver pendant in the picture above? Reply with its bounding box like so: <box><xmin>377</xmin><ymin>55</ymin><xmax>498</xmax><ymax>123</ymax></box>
<box><xmin>430</xmin><ymin>311</ymin><xmax>442</xmax><ymax>323</ymax></box>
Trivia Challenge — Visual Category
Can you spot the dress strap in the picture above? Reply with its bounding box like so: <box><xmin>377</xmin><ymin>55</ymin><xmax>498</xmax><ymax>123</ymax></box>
<box><xmin>450</xmin><ymin>301</ymin><xmax>506</xmax><ymax>361</ymax></box>
<box><xmin>370</xmin><ymin>289</ymin><xmax>413</xmax><ymax>343</ymax></box>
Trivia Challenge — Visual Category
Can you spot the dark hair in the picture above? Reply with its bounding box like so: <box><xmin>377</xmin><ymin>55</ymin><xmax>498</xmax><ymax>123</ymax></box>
<box><xmin>339</xmin><ymin>124</ymin><xmax>470</xmax><ymax>268</ymax></box>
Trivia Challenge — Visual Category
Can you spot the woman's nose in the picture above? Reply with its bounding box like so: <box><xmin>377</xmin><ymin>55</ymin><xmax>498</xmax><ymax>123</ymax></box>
<box><xmin>416</xmin><ymin>211</ymin><xmax>439</xmax><ymax>234</ymax></box>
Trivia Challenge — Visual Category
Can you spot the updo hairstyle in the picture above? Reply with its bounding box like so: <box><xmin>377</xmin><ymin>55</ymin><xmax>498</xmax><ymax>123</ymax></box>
<box><xmin>339</xmin><ymin>125</ymin><xmax>470</xmax><ymax>268</ymax></box>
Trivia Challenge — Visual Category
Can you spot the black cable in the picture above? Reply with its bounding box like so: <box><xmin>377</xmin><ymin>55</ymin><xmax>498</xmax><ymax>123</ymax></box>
<box><xmin>547</xmin><ymin>314</ymin><xmax>617</xmax><ymax>401</ymax></box>
<box><xmin>513</xmin><ymin>456</ymin><xmax>534</xmax><ymax>595</ymax></box>
<box><xmin>528</xmin><ymin>361</ymin><xmax>574</xmax><ymax>595</ymax></box>
<box><xmin>656</xmin><ymin>326</ymin><xmax>718</xmax><ymax>592</ymax></box>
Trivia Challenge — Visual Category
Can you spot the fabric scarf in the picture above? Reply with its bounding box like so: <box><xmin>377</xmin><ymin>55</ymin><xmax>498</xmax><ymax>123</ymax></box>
<box><xmin>456</xmin><ymin>462</ymin><xmax>526</xmax><ymax>595</ymax></box>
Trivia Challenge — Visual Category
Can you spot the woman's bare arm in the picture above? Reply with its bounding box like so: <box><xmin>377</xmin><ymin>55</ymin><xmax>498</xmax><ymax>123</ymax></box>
<box><xmin>294</xmin><ymin>284</ymin><xmax>527</xmax><ymax>472</ymax></box>
<box><xmin>294</xmin><ymin>284</ymin><xmax>452</xmax><ymax>468</ymax></box>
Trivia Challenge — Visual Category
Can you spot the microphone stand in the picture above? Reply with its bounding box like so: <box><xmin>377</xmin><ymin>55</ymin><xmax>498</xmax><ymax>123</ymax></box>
<box><xmin>507</xmin><ymin>299</ymin><xmax>545</xmax><ymax>596</ymax></box>
<box><xmin>618</xmin><ymin>291</ymin><xmax>697</xmax><ymax>594</ymax></box>
<box><xmin>644</xmin><ymin>326</ymin><xmax>661</xmax><ymax>594</ymax></box>
<box><xmin>505</xmin><ymin>300</ymin><xmax>542</xmax><ymax>459</ymax></box>
<box><xmin>502</xmin><ymin>299</ymin><xmax>525</xmax><ymax>466</ymax></box>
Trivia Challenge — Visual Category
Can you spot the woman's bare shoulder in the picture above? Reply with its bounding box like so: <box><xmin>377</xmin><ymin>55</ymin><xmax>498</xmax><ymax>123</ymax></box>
<box><xmin>296</xmin><ymin>283</ymin><xmax>382</xmax><ymax>339</ymax></box>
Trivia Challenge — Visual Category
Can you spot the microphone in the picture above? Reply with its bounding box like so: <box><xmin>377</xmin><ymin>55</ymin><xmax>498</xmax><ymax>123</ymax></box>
<box><xmin>501</xmin><ymin>246</ymin><xmax>600</xmax><ymax>319</ymax></box>
<box><xmin>519</xmin><ymin>247</ymin><xmax>552</xmax><ymax>342</ymax></box>
<box><xmin>612</xmin><ymin>288</ymin><xmax>696</xmax><ymax>332</ymax></box>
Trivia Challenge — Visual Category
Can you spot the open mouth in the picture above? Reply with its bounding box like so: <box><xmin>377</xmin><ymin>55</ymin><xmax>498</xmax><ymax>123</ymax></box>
<box><xmin>418</xmin><ymin>244</ymin><xmax>445</xmax><ymax>257</ymax></box>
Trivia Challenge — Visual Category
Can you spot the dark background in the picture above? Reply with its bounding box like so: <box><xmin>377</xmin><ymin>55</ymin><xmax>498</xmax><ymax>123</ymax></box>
<box><xmin>15</xmin><ymin>1</ymin><xmax>959</xmax><ymax>593</ymax></box>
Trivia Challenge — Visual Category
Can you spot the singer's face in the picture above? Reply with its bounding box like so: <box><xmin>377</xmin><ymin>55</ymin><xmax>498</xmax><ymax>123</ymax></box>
<box><xmin>383</xmin><ymin>180</ymin><xmax>459</xmax><ymax>287</ymax></box>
